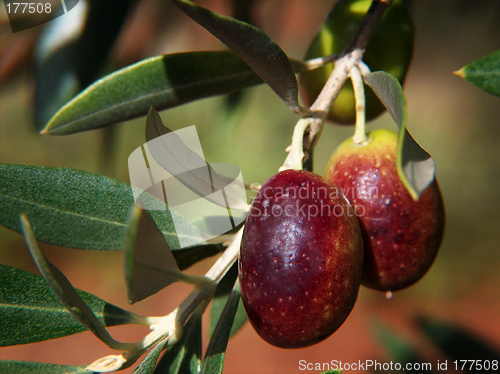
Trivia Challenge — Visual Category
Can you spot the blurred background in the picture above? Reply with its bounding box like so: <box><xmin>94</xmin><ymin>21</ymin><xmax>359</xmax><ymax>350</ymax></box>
<box><xmin>1</xmin><ymin>0</ymin><xmax>500</xmax><ymax>372</ymax></box>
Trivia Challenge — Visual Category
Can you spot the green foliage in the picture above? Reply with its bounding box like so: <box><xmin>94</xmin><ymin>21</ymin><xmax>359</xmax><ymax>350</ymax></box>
<box><xmin>43</xmin><ymin>51</ymin><xmax>299</xmax><ymax>135</ymax></box>
<box><xmin>0</xmin><ymin>164</ymin><xmax>207</xmax><ymax>250</ymax></box>
<box><xmin>0</xmin><ymin>264</ymin><xmax>141</xmax><ymax>346</ymax></box>
<box><xmin>0</xmin><ymin>361</ymin><xmax>88</xmax><ymax>374</ymax></box>
<box><xmin>456</xmin><ymin>49</ymin><xmax>500</xmax><ymax>97</ymax></box>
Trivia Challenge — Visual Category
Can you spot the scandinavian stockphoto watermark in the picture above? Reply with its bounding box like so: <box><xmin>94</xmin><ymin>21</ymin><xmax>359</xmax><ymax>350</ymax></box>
<box><xmin>249</xmin><ymin>184</ymin><xmax>379</xmax><ymax>221</ymax></box>
<box><xmin>128</xmin><ymin>125</ymin><xmax>248</xmax><ymax>249</ymax></box>
<box><xmin>3</xmin><ymin>0</ymin><xmax>80</xmax><ymax>33</ymax></box>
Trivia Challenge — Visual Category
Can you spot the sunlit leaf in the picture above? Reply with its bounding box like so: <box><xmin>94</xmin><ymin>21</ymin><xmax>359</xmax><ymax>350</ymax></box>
<box><xmin>34</xmin><ymin>0</ymin><xmax>134</xmax><ymax>130</ymax></box>
<box><xmin>201</xmin><ymin>279</ymin><xmax>242</xmax><ymax>374</ymax></box>
<box><xmin>455</xmin><ymin>49</ymin><xmax>500</xmax><ymax>97</ymax></box>
<box><xmin>0</xmin><ymin>264</ymin><xmax>144</xmax><ymax>346</ymax></box>
<box><xmin>20</xmin><ymin>215</ymin><xmax>132</xmax><ymax>351</ymax></box>
<box><xmin>153</xmin><ymin>311</ymin><xmax>203</xmax><ymax>374</ymax></box>
<box><xmin>0</xmin><ymin>163</ymin><xmax>209</xmax><ymax>250</ymax></box>
<box><xmin>363</xmin><ymin>71</ymin><xmax>435</xmax><ymax>200</ymax></box>
<box><xmin>209</xmin><ymin>262</ymin><xmax>247</xmax><ymax>338</ymax></box>
<box><xmin>0</xmin><ymin>361</ymin><xmax>88</xmax><ymax>374</ymax></box>
<box><xmin>171</xmin><ymin>0</ymin><xmax>302</xmax><ymax>113</ymax></box>
<box><xmin>42</xmin><ymin>51</ymin><xmax>306</xmax><ymax>135</ymax></box>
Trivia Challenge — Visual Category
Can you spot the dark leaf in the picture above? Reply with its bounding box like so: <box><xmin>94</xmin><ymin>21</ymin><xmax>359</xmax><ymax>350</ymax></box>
<box><xmin>172</xmin><ymin>244</ymin><xmax>224</xmax><ymax>271</ymax></box>
<box><xmin>209</xmin><ymin>262</ymin><xmax>247</xmax><ymax>338</ymax></box>
<box><xmin>418</xmin><ymin>316</ymin><xmax>500</xmax><ymax>373</ymax></box>
<box><xmin>364</xmin><ymin>71</ymin><xmax>435</xmax><ymax>200</ymax></box>
<box><xmin>0</xmin><ymin>361</ymin><xmax>88</xmax><ymax>374</ymax></box>
<box><xmin>0</xmin><ymin>163</ymin><xmax>207</xmax><ymax>250</ymax></box>
<box><xmin>35</xmin><ymin>0</ymin><xmax>135</xmax><ymax>130</ymax></box>
<box><xmin>0</xmin><ymin>264</ymin><xmax>142</xmax><ymax>346</ymax></box>
<box><xmin>201</xmin><ymin>279</ymin><xmax>241</xmax><ymax>374</ymax></box>
<box><xmin>42</xmin><ymin>51</ymin><xmax>306</xmax><ymax>135</ymax></box>
<box><xmin>154</xmin><ymin>311</ymin><xmax>203</xmax><ymax>374</ymax></box>
<box><xmin>171</xmin><ymin>0</ymin><xmax>302</xmax><ymax>113</ymax></box>
<box><xmin>456</xmin><ymin>49</ymin><xmax>500</xmax><ymax>97</ymax></box>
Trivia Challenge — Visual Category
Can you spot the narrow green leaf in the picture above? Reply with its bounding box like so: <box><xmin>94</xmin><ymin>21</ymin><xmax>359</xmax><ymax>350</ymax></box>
<box><xmin>209</xmin><ymin>262</ymin><xmax>247</xmax><ymax>338</ymax></box>
<box><xmin>0</xmin><ymin>264</ymin><xmax>144</xmax><ymax>346</ymax></box>
<box><xmin>0</xmin><ymin>361</ymin><xmax>88</xmax><ymax>374</ymax></box>
<box><xmin>456</xmin><ymin>49</ymin><xmax>500</xmax><ymax>97</ymax></box>
<box><xmin>0</xmin><ymin>163</ymin><xmax>208</xmax><ymax>250</ymax></box>
<box><xmin>363</xmin><ymin>71</ymin><xmax>435</xmax><ymax>199</ymax></box>
<box><xmin>124</xmin><ymin>206</ymin><xmax>210</xmax><ymax>304</ymax></box>
<box><xmin>201</xmin><ymin>280</ymin><xmax>242</xmax><ymax>374</ymax></box>
<box><xmin>153</xmin><ymin>311</ymin><xmax>203</xmax><ymax>374</ymax></box>
<box><xmin>171</xmin><ymin>0</ymin><xmax>302</xmax><ymax>113</ymax></box>
<box><xmin>42</xmin><ymin>51</ymin><xmax>294</xmax><ymax>135</ymax></box>
<box><xmin>20</xmin><ymin>215</ymin><xmax>132</xmax><ymax>351</ymax></box>
<box><xmin>319</xmin><ymin>371</ymin><xmax>342</xmax><ymax>374</ymax></box>
<box><xmin>132</xmin><ymin>338</ymin><xmax>170</xmax><ymax>374</ymax></box>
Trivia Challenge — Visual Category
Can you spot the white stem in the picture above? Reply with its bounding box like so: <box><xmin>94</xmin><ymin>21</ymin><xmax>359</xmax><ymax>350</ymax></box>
<box><xmin>350</xmin><ymin>64</ymin><xmax>368</xmax><ymax>144</ymax></box>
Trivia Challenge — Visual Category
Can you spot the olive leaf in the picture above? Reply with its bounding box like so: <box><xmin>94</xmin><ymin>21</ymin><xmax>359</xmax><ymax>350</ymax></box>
<box><xmin>201</xmin><ymin>279</ymin><xmax>242</xmax><ymax>374</ymax></box>
<box><xmin>455</xmin><ymin>49</ymin><xmax>500</xmax><ymax>97</ymax></box>
<box><xmin>0</xmin><ymin>163</ymin><xmax>210</xmax><ymax>250</ymax></box>
<box><xmin>0</xmin><ymin>361</ymin><xmax>88</xmax><ymax>374</ymax></box>
<box><xmin>42</xmin><ymin>51</ymin><xmax>307</xmax><ymax>135</ymax></box>
<box><xmin>0</xmin><ymin>264</ymin><xmax>144</xmax><ymax>346</ymax></box>
<box><xmin>123</xmin><ymin>206</ymin><xmax>212</xmax><ymax>304</ymax></box>
<box><xmin>417</xmin><ymin>316</ymin><xmax>500</xmax><ymax>367</ymax></box>
<box><xmin>20</xmin><ymin>215</ymin><xmax>133</xmax><ymax>351</ymax></box>
<box><xmin>363</xmin><ymin>71</ymin><xmax>435</xmax><ymax>200</ymax></box>
<box><xmin>209</xmin><ymin>262</ymin><xmax>247</xmax><ymax>338</ymax></box>
<box><xmin>171</xmin><ymin>0</ymin><xmax>303</xmax><ymax>113</ymax></box>
<box><xmin>153</xmin><ymin>311</ymin><xmax>203</xmax><ymax>374</ymax></box>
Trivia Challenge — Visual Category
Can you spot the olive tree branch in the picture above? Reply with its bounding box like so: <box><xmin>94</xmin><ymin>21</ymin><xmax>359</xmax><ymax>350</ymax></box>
<box><xmin>281</xmin><ymin>0</ymin><xmax>393</xmax><ymax>171</ymax></box>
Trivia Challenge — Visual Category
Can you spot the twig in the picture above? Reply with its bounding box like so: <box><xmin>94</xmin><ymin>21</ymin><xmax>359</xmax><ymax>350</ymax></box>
<box><xmin>281</xmin><ymin>0</ymin><xmax>393</xmax><ymax>171</ymax></box>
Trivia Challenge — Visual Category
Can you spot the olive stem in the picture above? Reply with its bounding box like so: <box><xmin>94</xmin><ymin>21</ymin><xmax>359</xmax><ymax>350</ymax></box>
<box><xmin>87</xmin><ymin>228</ymin><xmax>244</xmax><ymax>372</ymax></box>
<box><xmin>281</xmin><ymin>0</ymin><xmax>392</xmax><ymax>171</ymax></box>
<box><xmin>350</xmin><ymin>65</ymin><xmax>368</xmax><ymax>144</ymax></box>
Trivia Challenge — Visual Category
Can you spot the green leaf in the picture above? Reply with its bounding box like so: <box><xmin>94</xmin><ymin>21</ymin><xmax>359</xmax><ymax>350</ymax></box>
<box><xmin>153</xmin><ymin>311</ymin><xmax>203</xmax><ymax>374</ymax></box>
<box><xmin>0</xmin><ymin>264</ymin><xmax>143</xmax><ymax>346</ymax></box>
<box><xmin>201</xmin><ymin>279</ymin><xmax>242</xmax><ymax>374</ymax></box>
<box><xmin>0</xmin><ymin>361</ymin><xmax>88</xmax><ymax>374</ymax></box>
<box><xmin>363</xmin><ymin>71</ymin><xmax>435</xmax><ymax>200</ymax></box>
<box><xmin>0</xmin><ymin>163</ymin><xmax>208</xmax><ymax>250</ymax></box>
<box><xmin>209</xmin><ymin>262</ymin><xmax>247</xmax><ymax>338</ymax></box>
<box><xmin>20</xmin><ymin>215</ymin><xmax>133</xmax><ymax>351</ymax></box>
<box><xmin>42</xmin><ymin>51</ymin><xmax>306</xmax><ymax>135</ymax></box>
<box><xmin>124</xmin><ymin>206</ymin><xmax>211</xmax><ymax>304</ymax></box>
<box><xmin>171</xmin><ymin>0</ymin><xmax>302</xmax><ymax>113</ymax></box>
<box><xmin>456</xmin><ymin>49</ymin><xmax>500</xmax><ymax>97</ymax></box>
